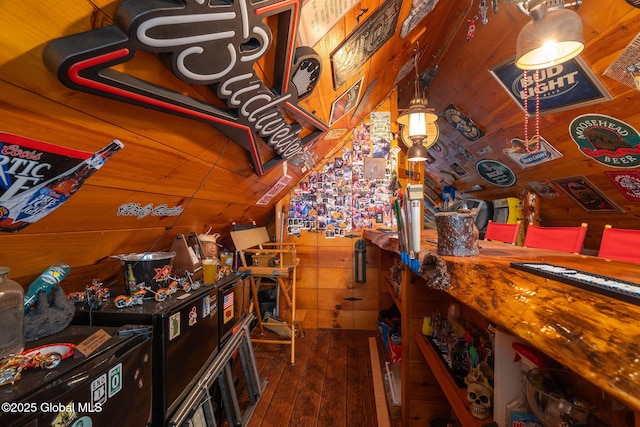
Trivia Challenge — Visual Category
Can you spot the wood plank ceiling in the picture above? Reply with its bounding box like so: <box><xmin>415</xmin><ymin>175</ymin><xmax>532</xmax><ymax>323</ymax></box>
<box><xmin>1</xmin><ymin>0</ymin><xmax>639</xmax><ymax>288</ymax></box>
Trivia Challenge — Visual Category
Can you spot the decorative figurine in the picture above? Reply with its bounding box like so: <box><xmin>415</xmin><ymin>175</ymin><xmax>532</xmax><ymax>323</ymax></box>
<box><xmin>465</xmin><ymin>361</ymin><xmax>494</xmax><ymax>419</ymax></box>
<box><xmin>0</xmin><ymin>343</ymin><xmax>75</xmax><ymax>386</ymax></box>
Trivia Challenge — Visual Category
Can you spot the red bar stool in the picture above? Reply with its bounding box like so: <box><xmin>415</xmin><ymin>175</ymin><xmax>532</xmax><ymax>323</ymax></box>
<box><xmin>523</xmin><ymin>222</ymin><xmax>588</xmax><ymax>254</ymax></box>
<box><xmin>484</xmin><ymin>220</ymin><xmax>521</xmax><ymax>245</ymax></box>
<box><xmin>597</xmin><ymin>224</ymin><xmax>640</xmax><ymax>264</ymax></box>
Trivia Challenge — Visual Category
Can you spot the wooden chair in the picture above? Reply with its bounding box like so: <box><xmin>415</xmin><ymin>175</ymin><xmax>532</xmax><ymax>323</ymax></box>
<box><xmin>484</xmin><ymin>220</ymin><xmax>521</xmax><ymax>245</ymax></box>
<box><xmin>597</xmin><ymin>225</ymin><xmax>640</xmax><ymax>264</ymax></box>
<box><xmin>523</xmin><ymin>222</ymin><xmax>588</xmax><ymax>254</ymax></box>
<box><xmin>230</xmin><ymin>226</ymin><xmax>299</xmax><ymax>365</ymax></box>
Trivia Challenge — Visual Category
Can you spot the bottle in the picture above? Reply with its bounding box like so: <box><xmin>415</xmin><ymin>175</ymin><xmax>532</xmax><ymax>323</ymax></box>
<box><xmin>23</xmin><ymin>261</ymin><xmax>71</xmax><ymax>312</ymax></box>
<box><xmin>0</xmin><ymin>139</ymin><xmax>124</xmax><ymax>231</ymax></box>
<box><xmin>0</xmin><ymin>267</ymin><xmax>25</xmax><ymax>357</ymax></box>
<box><xmin>126</xmin><ymin>263</ymin><xmax>138</xmax><ymax>293</ymax></box>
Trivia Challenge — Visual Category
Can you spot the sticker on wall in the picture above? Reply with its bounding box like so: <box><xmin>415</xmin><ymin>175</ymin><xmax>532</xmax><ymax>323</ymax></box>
<box><xmin>0</xmin><ymin>133</ymin><xmax>123</xmax><ymax>232</ymax></box>
<box><xmin>400</xmin><ymin>0</ymin><xmax>440</xmax><ymax>39</ymax></box>
<box><xmin>202</xmin><ymin>295</ymin><xmax>211</xmax><ymax>318</ymax></box>
<box><xmin>569</xmin><ymin>114</ymin><xmax>640</xmax><ymax>168</ymax></box>
<box><xmin>257</xmin><ymin>173</ymin><xmax>293</xmax><ymax>205</ymax></box>
<box><xmin>475</xmin><ymin>159</ymin><xmax>516</xmax><ymax>187</ymax></box>
<box><xmin>449</xmin><ymin>163</ymin><xmax>468</xmax><ymax>176</ymax></box>
<box><xmin>329</xmin><ymin>77</ymin><xmax>363</xmax><ymax>126</ymax></box>
<box><xmin>169</xmin><ymin>312</ymin><xmax>181</xmax><ymax>341</ymax></box>
<box><xmin>454</xmin><ymin>144</ymin><xmax>474</xmax><ymax>161</ymax></box>
<box><xmin>324</xmin><ymin>128</ymin><xmax>348</xmax><ymax>140</ymax></box>
<box><xmin>528</xmin><ymin>180</ymin><xmax>562</xmax><ymax>199</ymax></box>
<box><xmin>503</xmin><ymin>136</ymin><xmax>562</xmax><ymax>168</ymax></box>
<box><xmin>117</xmin><ymin>203</ymin><xmax>184</xmax><ymax>219</ymax></box>
<box><xmin>604</xmin><ymin>32</ymin><xmax>640</xmax><ymax>91</ymax></box>
<box><xmin>432</xmin><ymin>141</ymin><xmax>449</xmax><ymax>158</ymax></box>
<box><xmin>606</xmin><ymin>170</ymin><xmax>640</xmax><ymax>202</ymax></box>
<box><xmin>552</xmin><ymin>176</ymin><xmax>623</xmax><ymax>213</ymax></box>
<box><xmin>443</xmin><ymin>104</ymin><xmax>485</xmax><ymax>141</ymax></box>
<box><xmin>350</xmin><ymin>79</ymin><xmax>378</xmax><ymax>120</ymax></box>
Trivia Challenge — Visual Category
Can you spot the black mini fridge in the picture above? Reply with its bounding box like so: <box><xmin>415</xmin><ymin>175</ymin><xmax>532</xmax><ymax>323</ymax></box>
<box><xmin>73</xmin><ymin>283</ymin><xmax>222</xmax><ymax>427</ymax></box>
<box><xmin>0</xmin><ymin>324</ymin><xmax>153</xmax><ymax>427</ymax></box>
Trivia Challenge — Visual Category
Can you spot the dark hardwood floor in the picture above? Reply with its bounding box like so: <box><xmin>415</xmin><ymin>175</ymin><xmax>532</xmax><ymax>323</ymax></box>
<box><xmin>245</xmin><ymin>328</ymin><xmax>384</xmax><ymax>427</ymax></box>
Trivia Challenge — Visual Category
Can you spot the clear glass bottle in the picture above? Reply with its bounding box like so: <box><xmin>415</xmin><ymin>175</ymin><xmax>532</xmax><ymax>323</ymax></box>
<box><xmin>0</xmin><ymin>267</ymin><xmax>25</xmax><ymax>357</ymax></box>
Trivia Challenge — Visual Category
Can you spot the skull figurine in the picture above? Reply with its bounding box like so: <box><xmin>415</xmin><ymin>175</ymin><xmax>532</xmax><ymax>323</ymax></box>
<box><xmin>466</xmin><ymin>380</ymin><xmax>493</xmax><ymax>419</ymax></box>
<box><xmin>464</xmin><ymin>362</ymin><xmax>494</xmax><ymax>419</ymax></box>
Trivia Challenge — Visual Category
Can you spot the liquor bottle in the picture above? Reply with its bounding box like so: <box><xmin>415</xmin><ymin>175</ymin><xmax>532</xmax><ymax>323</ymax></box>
<box><xmin>0</xmin><ymin>267</ymin><xmax>24</xmax><ymax>357</ymax></box>
<box><xmin>126</xmin><ymin>263</ymin><xmax>138</xmax><ymax>293</ymax></box>
<box><xmin>23</xmin><ymin>261</ymin><xmax>71</xmax><ymax>312</ymax></box>
<box><xmin>0</xmin><ymin>139</ymin><xmax>124</xmax><ymax>232</ymax></box>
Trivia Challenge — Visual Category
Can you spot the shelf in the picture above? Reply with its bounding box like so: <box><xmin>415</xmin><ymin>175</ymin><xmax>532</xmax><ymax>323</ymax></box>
<box><xmin>414</xmin><ymin>330</ymin><xmax>492</xmax><ymax>427</ymax></box>
<box><xmin>384</xmin><ymin>276</ymin><xmax>402</xmax><ymax>310</ymax></box>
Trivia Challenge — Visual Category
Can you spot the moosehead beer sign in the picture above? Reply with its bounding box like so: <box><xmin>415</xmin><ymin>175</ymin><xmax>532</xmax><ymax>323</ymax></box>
<box><xmin>569</xmin><ymin>114</ymin><xmax>640</xmax><ymax>168</ymax></box>
<box><xmin>43</xmin><ymin>0</ymin><xmax>327</xmax><ymax>176</ymax></box>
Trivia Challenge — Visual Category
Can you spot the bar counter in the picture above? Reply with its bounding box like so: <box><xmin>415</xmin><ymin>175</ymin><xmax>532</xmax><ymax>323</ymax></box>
<box><xmin>364</xmin><ymin>228</ymin><xmax>640</xmax><ymax>413</ymax></box>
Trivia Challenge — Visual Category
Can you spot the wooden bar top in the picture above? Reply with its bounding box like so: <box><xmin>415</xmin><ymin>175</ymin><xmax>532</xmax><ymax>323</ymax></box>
<box><xmin>364</xmin><ymin>228</ymin><xmax>640</xmax><ymax>412</ymax></box>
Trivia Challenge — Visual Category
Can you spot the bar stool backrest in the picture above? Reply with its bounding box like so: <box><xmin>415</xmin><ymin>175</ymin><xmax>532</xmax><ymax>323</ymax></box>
<box><xmin>597</xmin><ymin>225</ymin><xmax>640</xmax><ymax>264</ymax></box>
<box><xmin>523</xmin><ymin>223</ymin><xmax>588</xmax><ymax>254</ymax></box>
<box><xmin>484</xmin><ymin>220</ymin><xmax>521</xmax><ymax>244</ymax></box>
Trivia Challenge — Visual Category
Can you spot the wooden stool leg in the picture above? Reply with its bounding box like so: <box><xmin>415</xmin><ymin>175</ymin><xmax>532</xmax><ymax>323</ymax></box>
<box><xmin>249</xmin><ymin>276</ymin><xmax>264</xmax><ymax>333</ymax></box>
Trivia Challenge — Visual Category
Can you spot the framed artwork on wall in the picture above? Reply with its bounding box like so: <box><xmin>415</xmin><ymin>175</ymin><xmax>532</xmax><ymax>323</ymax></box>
<box><xmin>489</xmin><ymin>56</ymin><xmax>612</xmax><ymax>116</ymax></box>
<box><xmin>552</xmin><ymin>176</ymin><xmax>623</xmax><ymax>213</ymax></box>
<box><xmin>330</xmin><ymin>0</ymin><xmax>402</xmax><ymax>89</ymax></box>
<box><xmin>329</xmin><ymin>77</ymin><xmax>363</xmax><ymax>125</ymax></box>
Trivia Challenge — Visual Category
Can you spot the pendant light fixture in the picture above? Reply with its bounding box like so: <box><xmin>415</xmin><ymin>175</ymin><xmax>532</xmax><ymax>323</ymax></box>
<box><xmin>398</xmin><ymin>47</ymin><xmax>438</xmax><ymax>162</ymax></box>
<box><xmin>515</xmin><ymin>0</ymin><xmax>585</xmax><ymax>70</ymax></box>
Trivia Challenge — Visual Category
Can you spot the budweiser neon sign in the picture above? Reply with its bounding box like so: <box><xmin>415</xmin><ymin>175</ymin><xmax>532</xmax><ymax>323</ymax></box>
<box><xmin>43</xmin><ymin>0</ymin><xmax>327</xmax><ymax>176</ymax></box>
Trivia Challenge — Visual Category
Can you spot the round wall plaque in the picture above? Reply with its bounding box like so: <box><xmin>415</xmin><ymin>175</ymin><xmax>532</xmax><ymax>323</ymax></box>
<box><xmin>475</xmin><ymin>159</ymin><xmax>517</xmax><ymax>187</ymax></box>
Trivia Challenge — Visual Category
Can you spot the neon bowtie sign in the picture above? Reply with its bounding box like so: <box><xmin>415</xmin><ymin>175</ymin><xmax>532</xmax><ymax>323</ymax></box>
<box><xmin>43</xmin><ymin>0</ymin><xmax>327</xmax><ymax>176</ymax></box>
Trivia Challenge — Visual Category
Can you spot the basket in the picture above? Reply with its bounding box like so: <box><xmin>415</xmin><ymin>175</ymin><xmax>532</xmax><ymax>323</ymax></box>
<box><xmin>526</xmin><ymin>368</ymin><xmax>626</xmax><ymax>427</ymax></box>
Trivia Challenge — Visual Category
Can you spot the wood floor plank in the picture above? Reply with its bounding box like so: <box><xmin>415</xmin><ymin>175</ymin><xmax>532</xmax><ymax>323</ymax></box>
<box><xmin>246</xmin><ymin>329</ymin><xmax>381</xmax><ymax>427</ymax></box>
<box><xmin>347</xmin><ymin>331</ymin><xmax>378</xmax><ymax>427</ymax></box>
<box><xmin>318</xmin><ymin>329</ymin><xmax>348</xmax><ymax>427</ymax></box>
<box><xmin>289</xmin><ymin>329</ymin><xmax>331</xmax><ymax>426</ymax></box>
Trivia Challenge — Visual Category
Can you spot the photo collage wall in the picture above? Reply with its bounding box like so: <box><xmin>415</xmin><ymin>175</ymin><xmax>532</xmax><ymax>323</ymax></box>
<box><xmin>287</xmin><ymin>112</ymin><xmax>396</xmax><ymax>238</ymax></box>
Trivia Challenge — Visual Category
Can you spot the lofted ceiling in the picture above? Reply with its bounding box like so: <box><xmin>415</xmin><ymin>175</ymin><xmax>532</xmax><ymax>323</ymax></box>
<box><xmin>1</xmin><ymin>0</ymin><xmax>639</xmax><ymax>288</ymax></box>
<box><xmin>298</xmin><ymin>0</ymin><xmax>640</xmax><ymax>250</ymax></box>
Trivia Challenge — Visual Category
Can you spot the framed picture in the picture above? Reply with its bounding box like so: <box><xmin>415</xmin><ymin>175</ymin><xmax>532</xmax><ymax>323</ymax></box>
<box><xmin>330</xmin><ymin>0</ymin><xmax>402</xmax><ymax>89</ymax></box>
<box><xmin>329</xmin><ymin>77</ymin><xmax>363</xmax><ymax>125</ymax></box>
<box><xmin>552</xmin><ymin>176</ymin><xmax>623</xmax><ymax>213</ymax></box>
<box><xmin>489</xmin><ymin>56</ymin><xmax>612</xmax><ymax>116</ymax></box>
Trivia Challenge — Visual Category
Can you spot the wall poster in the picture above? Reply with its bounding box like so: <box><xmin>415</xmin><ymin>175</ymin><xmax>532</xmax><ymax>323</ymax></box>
<box><xmin>0</xmin><ymin>132</ymin><xmax>122</xmax><ymax>232</ymax></box>
<box><xmin>489</xmin><ymin>56</ymin><xmax>613</xmax><ymax>116</ymax></box>
<box><xmin>552</xmin><ymin>176</ymin><xmax>623</xmax><ymax>213</ymax></box>
<box><xmin>298</xmin><ymin>0</ymin><xmax>360</xmax><ymax>47</ymax></box>
<box><xmin>606</xmin><ymin>170</ymin><xmax>640</xmax><ymax>202</ymax></box>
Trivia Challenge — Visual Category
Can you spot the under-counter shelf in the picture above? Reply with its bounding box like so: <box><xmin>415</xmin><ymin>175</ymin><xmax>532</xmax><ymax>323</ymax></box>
<box><xmin>414</xmin><ymin>330</ymin><xmax>492</xmax><ymax>427</ymax></box>
<box><xmin>384</xmin><ymin>276</ymin><xmax>402</xmax><ymax>310</ymax></box>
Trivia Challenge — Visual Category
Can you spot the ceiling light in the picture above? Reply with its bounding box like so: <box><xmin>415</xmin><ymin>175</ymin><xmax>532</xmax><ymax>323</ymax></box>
<box><xmin>407</xmin><ymin>141</ymin><xmax>430</xmax><ymax>162</ymax></box>
<box><xmin>398</xmin><ymin>45</ymin><xmax>439</xmax><ymax>162</ymax></box>
<box><xmin>515</xmin><ymin>0</ymin><xmax>585</xmax><ymax>70</ymax></box>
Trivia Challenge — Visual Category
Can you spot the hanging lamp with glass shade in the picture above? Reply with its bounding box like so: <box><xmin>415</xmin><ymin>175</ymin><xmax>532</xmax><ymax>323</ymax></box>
<box><xmin>398</xmin><ymin>48</ymin><xmax>438</xmax><ymax>162</ymax></box>
<box><xmin>515</xmin><ymin>0</ymin><xmax>585</xmax><ymax>70</ymax></box>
